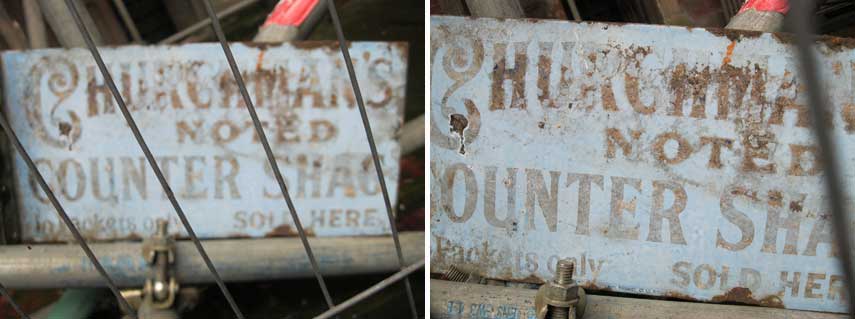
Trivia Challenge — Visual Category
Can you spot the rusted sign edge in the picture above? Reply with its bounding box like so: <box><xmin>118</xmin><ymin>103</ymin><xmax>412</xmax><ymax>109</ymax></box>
<box><xmin>433</xmin><ymin>14</ymin><xmax>855</xmax><ymax>53</ymax></box>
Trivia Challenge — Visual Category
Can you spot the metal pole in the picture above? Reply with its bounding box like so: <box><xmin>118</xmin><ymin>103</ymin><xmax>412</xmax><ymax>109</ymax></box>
<box><xmin>566</xmin><ymin>0</ymin><xmax>581</xmax><ymax>21</ymax></box>
<box><xmin>158</xmin><ymin>0</ymin><xmax>259</xmax><ymax>44</ymax></box>
<box><xmin>39</xmin><ymin>0</ymin><xmax>103</xmax><ymax>48</ymax></box>
<box><xmin>313</xmin><ymin>260</ymin><xmax>425</xmax><ymax>319</ymax></box>
<box><xmin>110</xmin><ymin>0</ymin><xmax>143</xmax><ymax>43</ymax></box>
<box><xmin>0</xmin><ymin>232</ymin><xmax>423</xmax><ymax>288</ymax></box>
<box><xmin>0</xmin><ymin>1</ymin><xmax>28</xmax><ymax>50</ymax></box>
<box><xmin>23</xmin><ymin>0</ymin><xmax>47</xmax><ymax>49</ymax></box>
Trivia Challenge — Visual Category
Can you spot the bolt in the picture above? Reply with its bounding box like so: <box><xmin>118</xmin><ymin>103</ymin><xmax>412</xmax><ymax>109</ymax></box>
<box><xmin>549</xmin><ymin>307</ymin><xmax>569</xmax><ymax>319</ymax></box>
<box><xmin>156</xmin><ymin>219</ymin><xmax>168</xmax><ymax>236</ymax></box>
<box><xmin>546</xmin><ymin>259</ymin><xmax>575</xmax><ymax>319</ymax></box>
<box><xmin>555</xmin><ymin>259</ymin><xmax>574</xmax><ymax>285</ymax></box>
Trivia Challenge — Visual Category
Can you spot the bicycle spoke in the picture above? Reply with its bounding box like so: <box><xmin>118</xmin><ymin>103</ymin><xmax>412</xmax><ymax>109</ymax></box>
<box><xmin>789</xmin><ymin>1</ymin><xmax>855</xmax><ymax>314</ymax></box>
<box><xmin>0</xmin><ymin>281</ymin><xmax>30</xmax><ymax>319</ymax></box>
<box><xmin>0</xmin><ymin>111</ymin><xmax>135</xmax><ymax>318</ymax></box>
<box><xmin>313</xmin><ymin>260</ymin><xmax>425</xmax><ymax>319</ymax></box>
<box><xmin>324</xmin><ymin>0</ymin><xmax>418</xmax><ymax>317</ymax></box>
<box><xmin>63</xmin><ymin>1</ymin><xmax>245</xmax><ymax>318</ymax></box>
<box><xmin>200</xmin><ymin>0</ymin><xmax>336</xmax><ymax>310</ymax></box>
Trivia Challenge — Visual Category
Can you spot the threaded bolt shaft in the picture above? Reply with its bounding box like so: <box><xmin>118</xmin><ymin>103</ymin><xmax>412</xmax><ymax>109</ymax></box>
<box><xmin>555</xmin><ymin>259</ymin><xmax>574</xmax><ymax>285</ymax></box>
<box><xmin>156</xmin><ymin>219</ymin><xmax>168</xmax><ymax>236</ymax></box>
<box><xmin>549</xmin><ymin>306</ymin><xmax>570</xmax><ymax>319</ymax></box>
<box><xmin>444</xmin><ymin>266</ymin><xmax>467</xmax><ymax>282</ymax></box>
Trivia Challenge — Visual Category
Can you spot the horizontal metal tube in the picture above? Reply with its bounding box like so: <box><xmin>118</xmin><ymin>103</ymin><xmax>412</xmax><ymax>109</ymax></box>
<box><xmin>0</xmin><ymin>232</ymin><xmax>422</xmax><ymax>289</ymax></box>
<box><xmin>430</xmin><ymin>279</ymin><xmax>845</xmax><ymax>319</ymax></box>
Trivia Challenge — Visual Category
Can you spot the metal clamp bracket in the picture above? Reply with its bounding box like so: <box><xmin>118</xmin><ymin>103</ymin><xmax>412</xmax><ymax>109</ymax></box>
<box><xmin>141</xmin><ymin>219</ymin><xmax>179</xmax><ymax>310</ymax></box>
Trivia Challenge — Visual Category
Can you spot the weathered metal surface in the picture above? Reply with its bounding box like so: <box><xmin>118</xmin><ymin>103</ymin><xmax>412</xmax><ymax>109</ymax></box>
<box><xmin>2</xmin><ymin>41</ymin><xmax>408</xmax><ymax>242</ymax></box>
<box><xmin>430</xmin><ymin>279</ymin><xmax>847</xmax><ymax>319</ymax></box>
<box><xmin>429</xmin><ymin>16</ymin><xmax>855</xmax><ymax>313</ymax></box>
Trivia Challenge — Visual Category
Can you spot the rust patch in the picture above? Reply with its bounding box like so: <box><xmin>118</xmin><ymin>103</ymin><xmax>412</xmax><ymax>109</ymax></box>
<box><xmin>582</xmin><ymin>282</ymin><xmax>614</xmax><ymax>293</ymax></box>
<box><xmin>707</xmin><ymin>28</ymin><xmax>763</xmax><ymax>42</ymax></box>
<box><xmin>711</xmin><ymin>287</ymin><xmax>785</xmax><ymax>308</ymax></box>
<box><xmin>515</xmin><ymin>273</ymin><xmax>546</xmax><ymax>285</ymax></box>
<box><xmin>722</xmin><ymin>40</ymin><xmax>736</xmax><ymax>65</ymax></box>
<box><xmin>833</xmin><ymin>61</ymin><xmax>843</xmax><ymax>75</ymax></box>
<box><xmin>256</xmin><ymin>50</ymin><xmax>265</xmax><ymax>71</ymax></box>
<box><xmin>843</xmin><ymin>104</ymin><xmax>855</xmax><ymax>133</ymax></box>
<box><xmin>819</xmin><ymin>36</ymin><xmax>855</xmax><ymax>53</ymax></box>
<box><xmin>768</xmin><ymin>33</ymin><xmax>855</xmax><ymax>52</ymax></box>
<box><xmin>265</xmin><ymin>224</ymin><xmax>315</xmax><ymax>238</ymax></box>
<box><xmin>731</xmin><ymin>186</ymin><xmax>759</xmax><ymax>201</ymax></box>
<box><xmin>767</xmin><ymin>190</ymin><xmax>784</xmax><ymax>207</ymax></box>
<box><xmin>663</xmin><ymin>291</ymin><xmax>700</xmax><ymax>302</ymax></box>
<box><xmin>58</xmin><ymin>122</ymin><xmax>71</xmax><ymax>137</ymax></box>
<box><xmin>124</xmin><ymin>232</ymin><xmax>143</xmax><ymax>241</ymax></box>
<box><xmin>770</xmin><ymin>33</ymin><xmax>797</xmax><ymax>46</ymax></box>
<box><xmin>450</xmin><ymin>113</ymin><xmax>468</xmax><ymax>155</ymax></box>
<box><xmin>789</xmin><ymin>200</ymin><xmax>803</xmax><ymax>212</ymax></box>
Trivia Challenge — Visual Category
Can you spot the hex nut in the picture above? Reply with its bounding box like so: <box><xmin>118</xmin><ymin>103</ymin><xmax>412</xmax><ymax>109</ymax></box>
<box><xmin>539</xmin><ymin>283</ymin><xmax>579</xmax><ymax>308</ymax></box>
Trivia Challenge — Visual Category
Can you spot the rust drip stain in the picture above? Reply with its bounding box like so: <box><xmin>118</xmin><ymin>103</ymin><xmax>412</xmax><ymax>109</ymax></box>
<box><xmin>711</xmin><ymin>287</ymin><xmax>785</xmax><ymax>308</ymax></box>
<box><xmin>265</xmin><ymin>224</ymin><xmax>316</xmax><ymax>238</ymax></box>
<box><xmin>256</xmin><ymin>50</ymin><xmax>265</xmax><ymax>72</ymax></box>
<box><xmin>722</xmin><ymin>40</ymin><xmax>736</xmax><ymax>65</ymax></box>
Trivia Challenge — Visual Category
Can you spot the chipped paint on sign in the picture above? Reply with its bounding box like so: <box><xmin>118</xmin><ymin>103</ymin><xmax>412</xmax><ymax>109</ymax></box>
<box><xmin>2</xmin><ymin>41</ymin><xmax>407</xmax><ymax>242</ymax></box>
<box><xmin>429</xmin><ymin>16</ymin><xmax>855</xmax><ymax>313</ymax></box>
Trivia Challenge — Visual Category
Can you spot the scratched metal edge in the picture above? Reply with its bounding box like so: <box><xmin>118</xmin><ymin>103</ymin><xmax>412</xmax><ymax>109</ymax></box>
<box><xmin>0</xmin><ymin>40</ymin><xmax>409</xmax><ymax>243</ymax></box>
<box><xmin>428</xmin><ymin>15</ymin><xmax>855</xmax><ymax>313</ymax></box>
